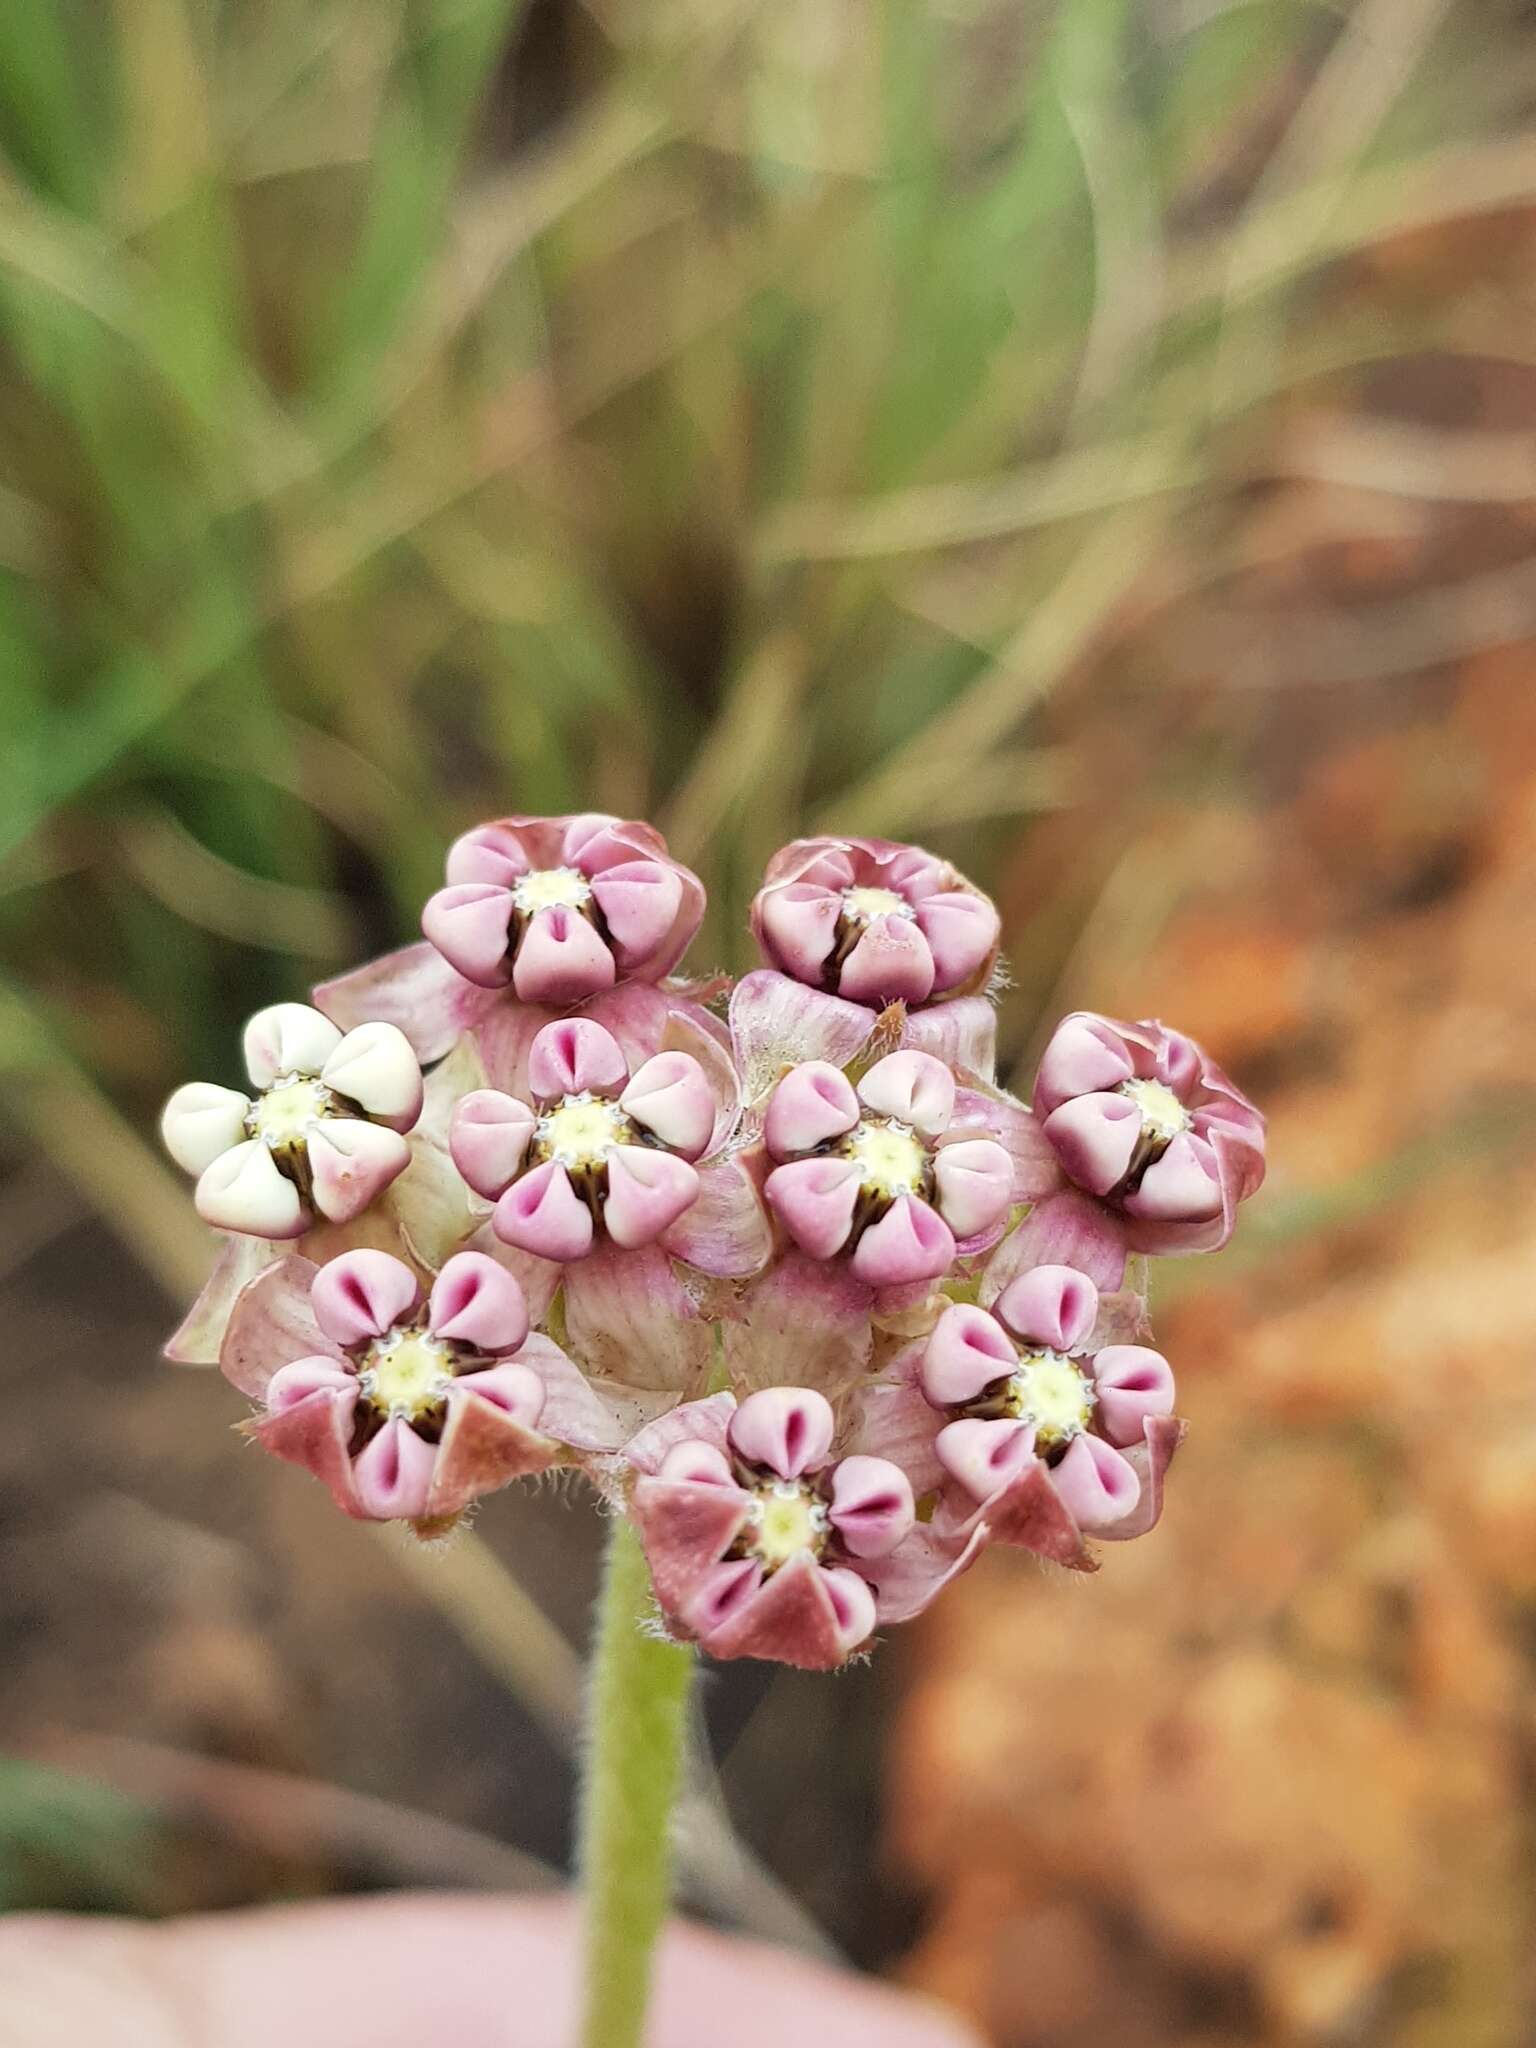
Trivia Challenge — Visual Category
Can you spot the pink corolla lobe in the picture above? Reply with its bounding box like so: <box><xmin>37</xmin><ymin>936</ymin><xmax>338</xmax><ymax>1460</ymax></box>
<box><xmin>1032</xmin><ymin>1012</ymin><xmax>1266</xmax><ymax>1255</ymax></box>
<box><xmin>627</xmin><ymin>1388</ymin><xmax>916</xmax><ymax>1668</ymax></box>
<box><xmin>421</xmin><ymin>814</ymin><xmax>704</xmax><ymax>1003</ymax></box>
<box><xmin>752</xmin><ymin>837</ymin><xmax>1001</xmax><ymax>1008</ymax></box>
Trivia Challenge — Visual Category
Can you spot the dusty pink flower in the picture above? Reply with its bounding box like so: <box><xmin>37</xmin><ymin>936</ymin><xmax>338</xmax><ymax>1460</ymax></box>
<box><xmin>921</xmin><ymin>1263</ymin><xmax>1175</xmax><ymax>1534</ymax></box>
<box><xmin>1032</xmin><ymin>1012</ymin><xmax>1266</xmax><ymax>1255</ymax></box>
<box><xmin>161</xmin><ymin>1003</ymin><xmax>422</xmax><ymax>1238</ymax></box>
<box><xmin>420</xmin><ymin>814</ymin><xmax>704</xmax><ymax>1004</ymax></box>
<box><xmin>761</xmin><ymin>1050</ymin><xmax>1014</xmax><ymax>1286</ymax></box>
<box><xmin>752</xmin><ymin>837</ymin><xmax>1000</xmax><ymax>1008</ymax></box>
<box><xmin>627</xmin><ymin>1389</ymin><xmax>915</xmax><ymax>1668</ymax></box>
<box><xmin>220</xmin><ymin>1247</ymin><xmax>628</xmax><ymax>1523</ymax></box>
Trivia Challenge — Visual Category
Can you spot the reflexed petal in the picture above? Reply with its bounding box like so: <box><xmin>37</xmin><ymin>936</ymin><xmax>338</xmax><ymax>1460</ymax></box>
<box><xmin>728</xmin><ymin>1386</ymin><xmax>835</xmax><ymax>1479</ymax></box>
<box><xmin>624</xmin><ymin>1393</ymin><xmax>734</xmax><ymax>1476</ymax></box>
<box><xmin>527</xmin><ymin>1017</ymin><xmax>628</xmax><ymax>1102</ymax></box>
<box><xmin>921</xmin><ymin>1302</ymin><xmax>1016</xmax><ymax>1408</ymax></box>
<box><xmin>849</xmin><ymin>1195</ymin><xmax>954</xmax><ymax>1287</ymax></box>
<box><xmin>994</xmin><ymin>1263</ymin><xmax>1100</xmax><ymax>1354</ymax></box>
<box><xmin>936</xmin><ymin>1416</ymin><xmax>1035</xmax><ymax>1502</ymax></box>
<box><xmin>838</xmin><ymin>918</ymin><xmax>935</xmax><ymax>1007</ymax></box>
<box><xmin>762</xmin><ymin>1061</ymin><xmax>860</xmax><ymax>1158</ymax></box>
<box><xmin>265</xmin><ymin>1356</ymin><xmax>358</xmax><ymax>1416</ymax></box>
<box><xmin>313</xmin><ymin>941</ymin><xmax>491</xmax><ymax>1066</ymax></box>
<box><xmin>588</xmin><ymin>860</ymin><xmax>683</xmax><ymax>966</ymax></box>
<box><xmin>819</xmin><ymin>1566</ymin><xmax>878</xmax><ymax>1656</ymax></box>
<box><xmin>932</xmin><ymin>1137</ymin><xmax>1013</xmax><ymax>1237</ymax></box>
<box><xmin>658</xmin><ymin>1440</ymin><xmax>736</xmax><ymax>1487</ymax></box>
<box><xmin>1122</xmin><ymin>1131</ymin><xmax>1222</xmax><ymax>1222</ymax></box>
<box><xmin>729</xmin><ymin>969</ymin><xmax>877</xmax><ymax>1107</ymax></box>
<box><xmin>311</xmin><ymin>1247</ymin><xmax>419</xmax><ymax>1345</ymax></box>
<box><xmin>603</xmin><ymin>1146</ymin><xmax>700</xmax><ymax>1248</ymax></box>
<box><xmin>428</xmin><ymin>1251</ymin><xmax>528</xmax><ymax>1354</ymax></box>
<box><xmin>494</xmin><ymin>1160</ymin><xmax>595</xmax><ymax>1262</ymax></box>
<box><xmin>444</xmin><ymin>821</ymin><xmax>530</xmax><ymax>888</ymax></box>
<box><xmin>899</xmin><ymin>997</ymin><xmax>998</xmax><ymax>1082</ymax></box>
<box><xmin>562</xmin><ymin>1245</ymin><xmax>714</xmax><ymax>1394</ymax></box>
<box><xmin>913</xmin><ymin>891</ymin><xmax>999</xmax><ymax>993</ymax></box>
<box><xmin>827</xmin><ymin>1455</ymin><xmax>914</xmax><ymax>1559</ymax></box>
<box><xmin>764</xmin><ymin>1156</ymin><xmax>861</xmax><ymax>1258</ymax></box>
<box><xmin>855</xmin><ymin>1050</ymin><xmax>954</xmax><ymax>1135</ymax></box>
<box><xmin>620</xmin><ymin>1052</ymin><xmax>716</xmax><ymax>1159</ymax></box>
<box><xmin>661</xmin><ymin>1155</ymin><xmax>773</xmax><ymax>1279</ymax></box>
<box><xmin>1097</xmin><ymin>1413</ymin><xmax>1183</xmax><ymax>1542</ymax></box>
<box><xmin>1041</xmin><ymin>1092</ymin><xmax>1141</xmax><ymax>1195</ymax></box>
<box><xmin>756</xmin><ymin>882</ymin><xmax>842</xmax><ymax>982</ymax></box>
<box><xmin>352</xmin><ymin>1419</ymin><xmax>437</xmax><ymax>1521</ymax></box>
<box><xmin>1092</xmin><ymin>1344</ymin><xmax>1176</xmax><ymax>1446</ymax></box>
<box><xmin>1050</xmin><ymin>1432</ymin><xmax>1140</xmax><ymax>1530</ymax></box>
<box><xmin>219</xmin><ymin>1255</ymin><xmax>331</xmax><ymax>1397</ymax></box>
<box><xmin>721</xmin><ymin>1253</ymin><xmax>872</xmax><ymax>1398</ymax></box>
<box><xmin>168</xmin><ymin>1233</ymin><xmax>280</xmax><ymax>1367</ymax></box>
<box><xmin>450</xmin><ymin>1359</ymin><xmax>545</xmax><ymax>1427</ymax></box>
<box><xmin>449</xmin><ymin>1089</ymin><xmax>538</xmax><ymax>1200</ymax></box>
<box><xmin>307</xmin><ymin>1119</ymin><xmax>411</xmax><ymax>1224</ymax></box>
<box><xmin>512</xmin><ymin>905</ymin><xmax>616</xmax><ymax>1004</ymax></box>
<box><xmin>242</xmin><ymin>1003</ymin><xmax>343</xmax><ymax>1088</ymax></box>
<box><xmin>196</xmin><ymin>1140</ymin><xmax>307</xmax><ymax>1238</ymax></box>
<box><xmin>421</xmin><ymin>882</ymin><xmax>515</xmax><ymax>987</ymax></box>
<box><xmin>160</xmin><ymin>1082</ymin><xmax>252</xmax><ymax>1176</ymax></box>
<box><xmin>320</xmin><ymin>1021</ymin><xmax>423</xmax><ymax>1129</ymax></box>
<box><xmin>1032</xmin><ymin>1011</ymin><xmax>1137</xmax><ymax>1116</ymax></box>
<box><xmin>979</xmin><ymin>1189</ymin><xmax>1128</xmax><ymax>1300</ymax></box>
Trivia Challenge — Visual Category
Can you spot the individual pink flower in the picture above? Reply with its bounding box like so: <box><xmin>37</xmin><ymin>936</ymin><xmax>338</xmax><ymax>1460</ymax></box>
<box><xmin>761</xmin><ymin>1050</ymin><xmax>1014</xmax><ymax>1286</ymax></box>
<box><xmin>752</xmin><ymin>836</ymin><xmax>1000</xmax><ymax>1008</ymax></box>
<box><xmin>627</xmin><ymin>1389</ymin><xmax>915</xmax><ymax>1669</ymax></box>
<box><xmin>221</xmin><ymin>1248</ymin><xmax>615</xmax><ymax>1523</ymax></box>
<box><xmin>420</xmin><ymin>814</ymin><xmax>704</xmax><ymax>1005</ymax></box>
<box><xmin>1032</xmin><ymin>1013</ymin><xmax>1267</xmax><ymax>1255</ymax></box>
<box><xmin>448</xmin><ymin>1016</ymin><xmax>736</xmax><ymax>1265</ymax></box>
<box><xmin>921</xmin><ymin>1263</ymin><xmax>1177</xmax><ymax>1536</ymax></box>
<box><xmin>160</xmin><ymin>1003</ymin><xmax>422</xmax><ymax>1238</ymax></box>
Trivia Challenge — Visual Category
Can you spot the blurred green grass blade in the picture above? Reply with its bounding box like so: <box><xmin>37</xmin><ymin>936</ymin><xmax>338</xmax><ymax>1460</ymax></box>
<box><xmin>0</xmin><ymin>0</ymin><xmax>105</xmax><ymax>213</ymax></box>
<box><xmin>0</xmin><ymin>1758</ymin><xmax>157</xmax><ymax>1913</ymax></box>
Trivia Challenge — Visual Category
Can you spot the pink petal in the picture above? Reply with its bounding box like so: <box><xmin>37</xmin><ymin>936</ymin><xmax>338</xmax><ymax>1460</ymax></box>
<box><xmin>844</xmin><ymin>1356</ymin><xmax>948</xmax><ymax>1499</ymax></box>
<box><xmin>449</xmin><ymin>1360</ymin><xmax>546</xmax><ymax>1427</ymax></box>
<box><xmin>195</xmin><ymin>1140</ymin><xmax>307</xmax><ymax>1239</ymax></box>
<box><xmin>763</xmin><ymin>1156</ymin><xmax>861</xmax><ymax>1259</ymax></box>
<box><xmin>313</xmin><ymin>941</ymin><xmax>492</xmax><ymax>1066</ymax></box>
<box><xmin>855</xmin><ymin>1050</ymin><xmax>954</xmax><ymax>1136</ymax></box>
<box><xmin>952</xmin><ymin>1090</ymin><xmax>1062</xmax><ymax>1206</ymax></box>
<box><xmin>630</xmin><ymin>1475</ymin><xmax>754</xmax><ymax>1610</ymax></box>
<box><xmin>728</xmin><ymin>1386</ymin><xmax>836</xmax><ymax>1479</ymax></box>
<box><xmin>251</xmin><ymin>1385</ymin><xmax>359</xmax><ymax>1512</ymax></box>
<box><xmin>351</xmin><ymin>1419</ymin><xmax>438</xmax><ymax>1521</ymax></box>
<box><xmin>168</xmin><ymin>1233</ymin><xmax>280</xmax><ymax>1367</ymax></box>
<box><xmin>307</xmin><ymin>1118</ymin><xmax>411</xmax><ymax>1224</ymax></box>
<box><xmin>421</xmin><ymin>882</ymin><xmax>515</xmax><ymax>987</ymax></box>
<box><xmin>921</xmin><ymin>1302</ymin><xmax>1017</xmax><ymax>1408</ymax></box>
<box><xmin>444</xmin><ymin>822</ymin><xmax>530</xmax><ymax>888</ymax></box>
<box><xmin>705</xmin><ymin>1553</ymin><xmax>872</xmax><ymax>1667</ymax></box>
<box><xmin>729</xmin><ymin>969</ymin><xmax>878</xmax><ymax>1106</ymax></box>
<box><xmin>762</xmin><ymin>1061</ymin><xmax>860</xmax><ymax>1158</ymax></box>
<box><xmin>625</xmin><ymin>1393</ymin><xmax>734</xmax><ymax>1477</ymax></box>
<box><xmin>661</xmin><ymin>1155</ymin><xmax>773</xmax><ymax>1279</ymax></box>
<box><xmin>493</xmin><ymin>1160</ymin><xmax>595</xmax><ymax>1262</ymax></box>
<box><xmin>512</xmin><ymin>906</ymin><xmax>617</xmax><ymax>1005</ymax></box>
<box><xmin>527</xmin><ymin>1018</ymin><xmax>628</xmax><ymax>1102</ymax></box>
<box><xmin>620</xmin><ymin>1051</ymin><xmax>715</xmax><ymax>1159</ymax></box>
<box><xmin>1042</xmin><ymin>1092</ymin><xmax>1142</xmax><ymax>1196</ymax></box>
<box><xmin>1050</xmin><ymin>1433</ymin><xmax>1140</xmax><ymax>1531</ymax></box>
<box><xmin>827</xmin><ymin>1455</ymin><xmax>914</xmax><ymax>1559</ymax></box>
<box><xmin>979</xmin><ymin>1456</ymin><xmax>1097</xmax><ymax>1569</ymax></box>
<box><xmin>913</xmin><ymin>891</ymin><xmax>1000</xmax><ymax>993</ymax></box>
<box><xmin>658</xmin><ymin>1441</ymin><xmax>736</xmax><ymax>1487</ymax></box>
<box><xmin>1097</xmin><ymin>1413</ymin><xmax>1184</xmax><ymax>1542</ymax></box>
<box><xmin>449</xmin><ymin>1089</ymin><xmax>537</xmax><ymax>1199</ymax></box>
<box><xmin>756</xmin><ymin>883</ymin><xmax>842</xmax><ymax>983</ymax></box>
<box><xmin>849</xmin><ymin>1195</ymin><xmax>955</xmax><ymax>1287</ymax></box>
<box><xmin>838</xmin><ymin>918</ymin><xmax>935</xmax><ymax>1007</ymax></box>
<box><xmin>426</xmin><ymin>1375</ymin><xmax>557</xmax><ymax>1516</ymax></box>
<box><xmin>603</xmin><ymin>1146</ymin><xmax>701</xmax><ymax>1248</ymax></box>
<box><xmin>721</xmin><ymin>1253</ymin><xmax>873</xmax><ymax>1398</ymax></box>
<box><xmin>218</xmin><ymin>1256</ymin><xmax>330</xmax><ymax>1397</ymax></box>
<box><xmin>562</xmin><ymin>1245</ymin><xmax>714</xmax><ymax>1393</ymax></box>
<box><xmin>242</xmin><ymin>1003</ymin><xmax>342</xmax><ymax>1088</ymax></box>
<box><xmin>936</xmin><ymin>1417</ymin><xmax>1036</xmax><ymax>1501</ymax></box>
<box><xmin>265</xmin><ymin>1356</ymin><xmax>358</xmax><ymax>1416</ymax></box>
<box><xmin>427</xmin><ymin>1251</ymin><xmax>529</xmax><ymax>1354</ymax></box>
<box><xmin>932</xmin><ymin>1137</ymin><xmax>1013</xmax><ymax>1238</ymax></box>
<box><xmin>1033</xmin><ymin>1012</ymin><xmax>1138</xmax><ymax>1116</ymax></box>
<box><xmin>588</xmin><ymin>860</ymin><xmax>684</xmax><ymax>968</ymax></box>
<box><xmin>514</xmin><ymin>1330</ymin><xmax>648</xmax><ymax>1452</ymax></box>
<box><xmin>311</xmin><ymin>1248</ymin><xmax>419</xmax><ymax>1346</ymax></box>
<box><xmin>994</xmin><ymin>1262</ymin><xmax>1100</xmax><ymax>1354</ymax></box>
<box><xmin>1121</xmin><ymin>1131</ymin><xmax>1222</xmax><ymax>1223</ymax></box>
<box><xmin>979</xmin><ymin>1189</ymin><xmax>1128</xmax><ymax>1299</ymax></box>
<box><xmin>819</xmin><ymin>1566</ymin><xmax>879</xmax><ymax>1657</ymax></box>
<box><xmin>1092</xmin><ymin>1344</ymin><xmax>1176</xmax><ymax>1446</ymax></box>
<box><xmin>899</xmin><ymin>997</ymin><xmax>998</xmax><ymax>1082</ymax></box>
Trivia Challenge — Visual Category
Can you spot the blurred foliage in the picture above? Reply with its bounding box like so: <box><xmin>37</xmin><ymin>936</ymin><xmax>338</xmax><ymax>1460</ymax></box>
<box><xmin>1</xmin><ymin>0</ymin><xmax>1531</xmax><ymax>1113</ymax></box>
<box><xmin>0</xmin><ymin>1757</ymin><xmax>156</xmax><ymax>1911</ymax></box>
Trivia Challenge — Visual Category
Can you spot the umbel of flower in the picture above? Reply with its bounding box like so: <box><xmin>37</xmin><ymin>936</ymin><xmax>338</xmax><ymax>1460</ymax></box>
<box><xmin>761</xmin><ymin>1050</ymin><xmax>1014</xmax><ymax>1286</ymax></box>
<box><xmin>161</xmin><ymin>1004</ymin><xmax>422</xmax><ymax>1236</ymax></box>
<box><xmin>627</xmin><ymin>1388</ymin><xmax>915</xmax><ymax>1669</ymax></box>
<box><xmin>450</xmin><ymin>1017</ymin><xmax>717</xmax><ymax>1259</ymax></box>
<box><xmin>752</xmin><ymin>835</ymin><xmax>1001</xmax><ymax>1006</ymax></box>
<box><xmin>421</xmin><ymin>814</ymin><xmax>705</xmax><ymax>1004</ymax></box>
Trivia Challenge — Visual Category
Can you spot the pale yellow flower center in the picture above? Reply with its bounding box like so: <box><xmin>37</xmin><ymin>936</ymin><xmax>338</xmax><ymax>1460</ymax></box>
<box><xmin>359</xmin><ymin>1328</ymin><xmax>453</xmax><ymax>1422</ymax></box>
<box><xmin>841</xmin><ymin>885</ymin><xmax>912</xmax><ymax>924</ymax></box>
<box><xmin>511</xmin><ymin>866</ymin><xmax>593</xmax><ymax>914</ymax></box>
<box><xmin>1117</xmin><ymin>1076</ymin><xmax>1190</xmax><ymax>1143</ymax></box>
<box><xmin>536</xmin><ymin>1092</ymin><xmax>635</xmax><ymax>1169</ymax></box>
<box><xmin>1006</xmin><ymin>1350</ymin><xmax>1096</xmax><ymax>1448</ymax></box>
<box><xmin>842</xmin><ymin>1118</ymin><xmax>928</xmax><ymax>1199</ymax></box>
<box><xmin>747</xmin><ymin>1482</ymin><xmax>830</xmax><ymax>1570</ymax></box>
<box><xmin>247</xmin><ymin>1073</ymin><xmax>339</xmax><ymax>1150</ymax></box>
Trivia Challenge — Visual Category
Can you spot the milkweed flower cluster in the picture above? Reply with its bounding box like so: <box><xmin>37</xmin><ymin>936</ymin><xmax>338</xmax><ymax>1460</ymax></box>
<box><xmin>163</xmin><ymin>818</ymin><xmax>1266</xmax><ymax>1669</ymax></box>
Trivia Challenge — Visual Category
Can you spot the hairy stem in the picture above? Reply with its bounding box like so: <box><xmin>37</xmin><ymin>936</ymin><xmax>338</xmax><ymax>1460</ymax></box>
<box><xmin>579</xmin><ymin>1514</ymin><xmax>696</xmax><ymax>2048</ymax></box>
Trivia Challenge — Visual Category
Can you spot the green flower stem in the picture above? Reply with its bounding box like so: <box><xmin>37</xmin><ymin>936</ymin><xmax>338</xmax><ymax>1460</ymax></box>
<box><xmin>579</xmin><ymin>1513</ymin><xmax>697</xmax><ymax>2048</ymax></box>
